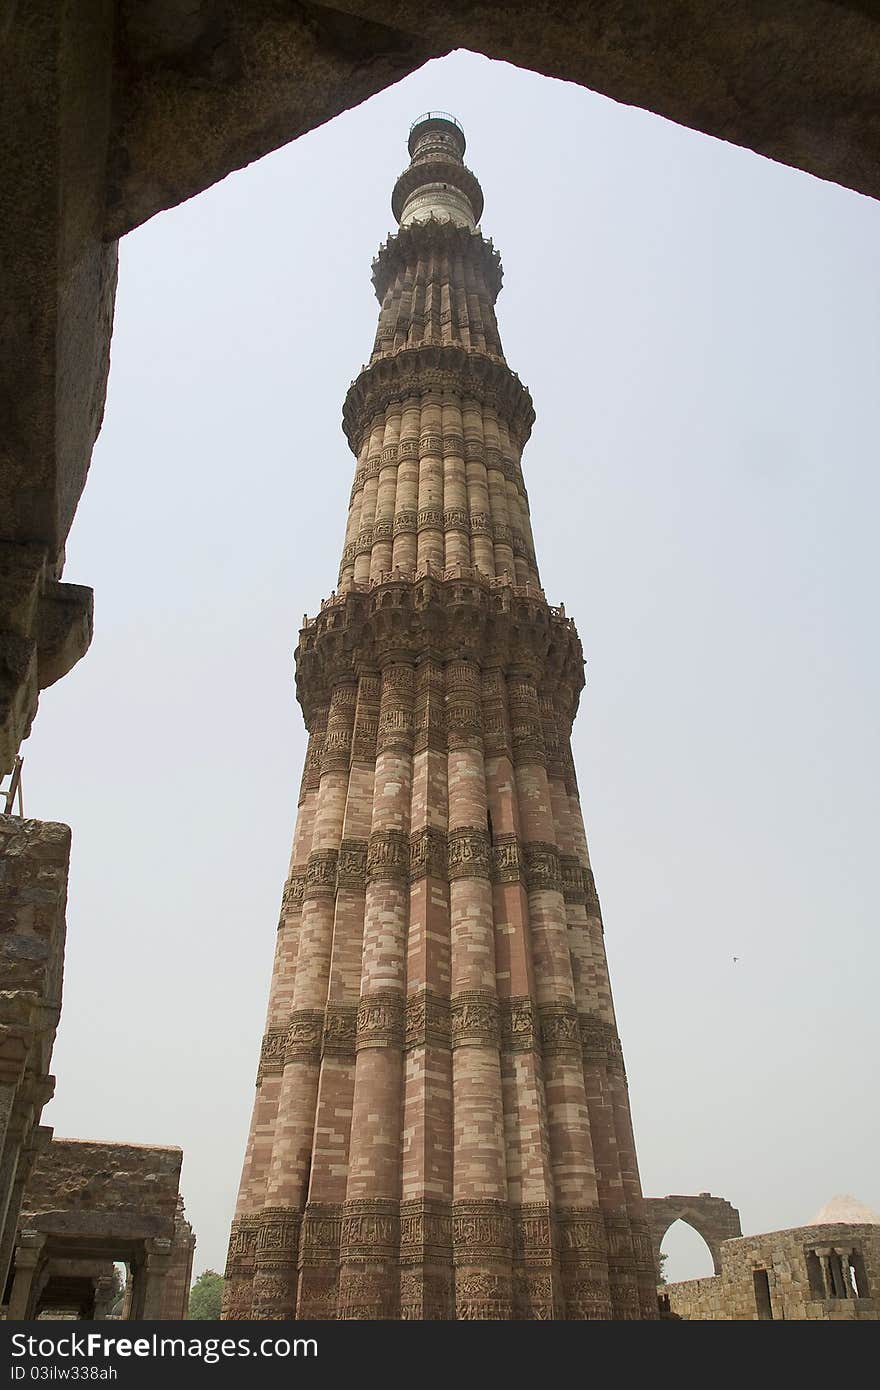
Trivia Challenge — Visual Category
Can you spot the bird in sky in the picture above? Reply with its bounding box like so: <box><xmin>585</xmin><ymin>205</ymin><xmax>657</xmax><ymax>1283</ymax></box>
<box><xmin>733</xmin><ymin>956</ymin><xmax>740</xmax><ymax>964</ymax></box>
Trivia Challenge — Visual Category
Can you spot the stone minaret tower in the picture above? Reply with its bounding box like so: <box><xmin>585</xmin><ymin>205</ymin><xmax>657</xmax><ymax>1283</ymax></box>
<box><xmin>223</xmin><ymin>114</ymin><xmax>657</xmax><ymax>1322</ymax></box>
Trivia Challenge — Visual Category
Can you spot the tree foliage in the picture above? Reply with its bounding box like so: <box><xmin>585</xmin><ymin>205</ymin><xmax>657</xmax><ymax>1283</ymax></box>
<box><xmin>188</xmin><ymin>1269</ymin><xmax>223</xmax><ymax>1320</ymax></box>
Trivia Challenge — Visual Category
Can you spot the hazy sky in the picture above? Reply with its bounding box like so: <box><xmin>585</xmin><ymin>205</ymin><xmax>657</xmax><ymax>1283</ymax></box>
<box><xmin>22</xmin><ymin>51</ymin><xmax>879</xmax><ymax>1286</ymax></box>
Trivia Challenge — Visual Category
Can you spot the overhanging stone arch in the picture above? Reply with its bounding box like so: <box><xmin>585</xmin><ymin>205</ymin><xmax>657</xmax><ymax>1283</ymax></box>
<box><xmin>645</xmin><ymin>1195</ymin><xmax>742</xmax><ymax>1277</ymax></box>
<box><xmin>5</xmin><ymin>2</ymin><xmax>880</xmax><ymax>780</ymax></box>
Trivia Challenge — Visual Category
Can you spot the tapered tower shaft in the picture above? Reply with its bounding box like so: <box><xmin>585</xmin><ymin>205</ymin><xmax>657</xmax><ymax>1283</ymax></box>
<box><xmin>223</xmin><ymin>114</ymin><xmax>657</xmax><ymax>1321</ymax></box>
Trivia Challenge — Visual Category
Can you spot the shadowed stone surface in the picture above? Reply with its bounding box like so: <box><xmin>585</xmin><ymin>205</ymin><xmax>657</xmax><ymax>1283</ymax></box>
<box><xmin>5</xmin><ymin>1137</ymin><xmax>191</xmax><ymax>1320</ymax></box>
<box><xmin>0</xmin><ymin>816</ymin><xmax>70</xmax><ymax>1302</ymax></box>
<box><xmin>5</xmin><ymin>2</ymin><xmax>878</xmax><ymax>1323</ymax></box>
<box><xmin>4</xmin><ymin>2</ymin><xmax>880</xmax><ymax>775</ymax></box>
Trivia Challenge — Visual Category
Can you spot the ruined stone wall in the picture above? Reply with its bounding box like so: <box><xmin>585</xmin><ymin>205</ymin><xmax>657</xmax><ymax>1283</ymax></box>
<box><xmin>645</xmin><ymin>1193</ymin><xmax>741</xmax><ymax>1274</ymax></box>
<box><xmin>666</xmin><ymin>1223</ymin><xmax>880</xmax><ymax>1321</ymax></box>
<box><xmin>0</xmin><ymin>817</ymin><xmax>69</xmax><ymax>1295</ymax></box>
<box><xmin>23</xmin><ymin>1139</ymin><xmax>182</xmax><ymax>1236</ymax></box>
<box><xmin>160</xmin><ymin>1200</ymin><xmax>196</xmax><ymax>1320</ymax></box>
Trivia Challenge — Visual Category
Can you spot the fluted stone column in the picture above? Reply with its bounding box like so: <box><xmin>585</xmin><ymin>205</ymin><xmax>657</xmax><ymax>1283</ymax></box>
<box><xmin>224</xmin><ymin>112</ymin><xmax>656</xmax><ymax>1320</ymax></box>
<box><xmin>337</xmin><ymin>664</ymin><xmax>413</xmax><ymax>1318</ymax></box>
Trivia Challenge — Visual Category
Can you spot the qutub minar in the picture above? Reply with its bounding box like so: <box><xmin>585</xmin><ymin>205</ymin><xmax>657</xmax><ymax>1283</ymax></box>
<box><xmin>223</xmin><ymin>114</ymin><xmax>657</xmax><ymax>1321</ymax></box>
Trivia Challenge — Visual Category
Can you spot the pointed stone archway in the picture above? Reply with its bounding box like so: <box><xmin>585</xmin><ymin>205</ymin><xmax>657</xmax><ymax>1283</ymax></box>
<box><xmin>645</xmin><ymin>1195</ymin><xmax>742</xmax><ymax>1277</ymax></box>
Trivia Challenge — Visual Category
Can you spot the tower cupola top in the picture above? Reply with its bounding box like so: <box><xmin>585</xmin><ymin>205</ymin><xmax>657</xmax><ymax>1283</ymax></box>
<box><xmin>392</xmin><ymin>112</ymin><xmax>483</xmax><ymax>230</ymax></box>
<box><xmin>407</xmin><ymin>112</ymin><xmax>466</xmax><ymax>159</ymax></box>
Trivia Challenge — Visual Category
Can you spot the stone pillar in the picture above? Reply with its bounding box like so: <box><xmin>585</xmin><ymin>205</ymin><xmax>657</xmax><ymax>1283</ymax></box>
<box><xmin>391</xmin><ymin>397</ymin><xmax>420</xmax><ymax>575</ymax></box>
<box><xmin>256</xmin><ymin>684</ymin><xmax>354</xmax><ymax>1318</ymax></box>
<box><xmin>297</xmin><ymin>672</ymin><xmax>379</xmax><ymax>1318</ymax></box>
<box><xmin>446</xmin><ymin>660</ymin><xmax>512</xmax><ymax>1319</ymax></box>
<box><xmin>509</xmin><ymin>671</ymin><xmax>611</xmax><ymax>1320</ymax></box>
<box><xmin>416</xmin><ymin>396</ymin><xmax>444</xmax><ymax>570</ymax></box>
<box><xmin>120</xmin><ymin>1266</ymin><xmax>135</xmax><ymax>1320</ymax></box>
<box><xmin>139</xmin><ymin>1239</ymin><xmax>173</xmax><ymax>1320</ymax></box>
<box><xmin>160</xmin><ymin>1201</ymin><xmax>196</xmax><ymax>1319</ymax></box>
<box><xmin>370</xmin><ymin>406</ymin><xmax>400</xmax><ymax>580</ymax></box>
<box><xmin>400</xmin><ymin>659</ymin><xmax>453</xmax><ymax>1319</ymax></box>
<box><xmin>223</xmin><ymin>708</ymin><xmax>326</xmax><ymax>1319</ymax></box>
<box><xmin>93</xmin><ymin>1272</ymin><xmax>119</xmax><ymax>1320</ymax></box>
<box><xmin>338</xmin><ymin>663</ymin><xmax>413</xmax><ymax>1317</ymax></box>
<box><xmin>483</xmin><ymin>670</ymin><xmax>559</xmax><ymax>1319</ymax></box>
<box><xmin>7</xmin><ymin>1230</ymin><xmax>47</xmax><ymax>1320</ymax></box>
<box><xmin>463</xmin><ymin>400</ymin><xmax>494</xmax><ymax>577</ymax></box>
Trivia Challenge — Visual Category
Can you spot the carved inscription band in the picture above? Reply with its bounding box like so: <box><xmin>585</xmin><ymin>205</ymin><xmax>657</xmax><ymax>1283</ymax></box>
<box><xmin>257</xmin><ymin>1000</ymin><xmax>622</xmax><ymax>1078</ymax></box>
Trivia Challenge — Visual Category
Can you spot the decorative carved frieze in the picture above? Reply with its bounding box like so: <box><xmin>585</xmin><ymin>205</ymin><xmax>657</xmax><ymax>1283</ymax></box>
<box><xmin>399</xmin><ymin>1199</ymin><xmax>453</xmax><ymax>1264</ymax></box>
<box><xmin>392</xmin><ymin>510</ymin><xmax>417</xmax><ymax>536</ymax></box>
<box><xmin>322</xmin><ymin>1005</ymin><xmax>357</xmax><ymax>1060</ymax></box>
<box><xmin>523</xmin><ymin>841</ymin><xmax>563</xmax><ymax>894</ymax></box>
<box><xmin>582</xmin><ymin>863</ymin><xmax>601</xmax><ymax>917</ymax></box>
<box><xmin>405</xmin><ymin>989</ymin><xmax>451</xmax><ymax>1051</ymax></box>
<box><xmin>607</xmin><ymin>1033</ymin><xmax>626</xmax><ymax>1079</ymax></box>
<box><xmin>355</xmin><ymin>529</ymin><xmax>373</xmax><ymax>556</ymax></box>
<box><xmin>576</xmin><ymin>1009</ymin><xmax>626</xmax><ymax>1079</ymax></box>
<box><xmin>305</xmin><ymin>849</ymin><xmax>338</xmax><ymax>899</ymax></box>
<box><xmin>342</xmin><ymin>346</ymin><xmax>535</xmax><ymax>457</ymax></box>
<box><xmin>556</xmin><ymin>1206</ymin><xmax>608</xmax><ymax>1263</ymax></box>
<box><xmin>285</xmin><ymin>1010</ymin><xmax>324</xmax><ymax>1065</ymax></box>
<box><xmin>451</xmin><ymin>991</ymin><xmax>500</xmax><ymax>1049</ymax></box>
<box><xmin>408</xmin><ymin>826</ymin><xmax>447</xmax><ymax>881</ymax></box>
<box><xmin>299</xmin><ymin>713</ymin><xmax>327</xmax><ymax>799</ymax></box>
<box><xmin>491</xmin><ymin>834</ymin><xmax>522</xmax><ymax>884</ymax></box>
<box><xmin>560</xmin><ymin>854</ymin><xmax>586</xmax><ymax>904</ymax></box>
<box><xmin>298</xmin><ymin>1203</ymin><xmax>344</xmax><ymax>1264</ymax></box>
<box><xmin>340</xmin><ymin>1199</ymin><xmax>400</xmax><ymax>1259</ymax></box>
<box><xmin>356</xmin><ymin>991</ymin><xmax>405</xmax><ymax>1051</ymax></box>
<box><xmin>508</xmin><ymin>678</ymin><xmax>546</xmax><ymax>767</ymax></box>
<box><xmin>281</xmin><ymin>869</ymin><xmax>306</xmax><ymax>913</ymax></box>
<box><xmin>447</xmin><ymin>826</ymin><xmax>491</xmax><ymax>880</ymax></box>
<box><xmin>254</xmin><ymin>1208</ymin><xmax>302</xmax><ymax>1269</ymax></box>
<box><xmin>225</xmin><ymin>1215</ymin><xmax>259</xmax><ymax>1277</ymax></box>
<box><xmin>452</xmin><ymin>1201</ymin><xmax>512</xmax><ymax>1262</ymax></box>
<box><xmin>377</xmin><ymin>707</ymin><xmax>413</xmax><ymax>752</ymax></box>
<box><xmin>493</xmin><ymin>523</ymin><xmax>513</xmax><ymax>549</ymax></box>
<box><xmin>320</xmin><ymin>727</ymin><xmax>352</xmax><ymax>773</ymax></box>
<box><xmin>256</xmin><ymin>1027</ymin><xmax>288</xmax><ymax>1083</ymax></box>
<box><xmin>511</xmin><ymin>1203</ymin><xmax>554</xmax><ymax>1265</ymax></box>
<box><xmin>442</xmin><ymin>432</ymin><xmax>465</xmax><ymax>458</ymax></box>
<box><xmin>295</xmin><ymin>576</ymin><xmax>584</xmax><ymax>730</ymax></box>
<box><xmin>416</xmin><ymin>507</ymin><xmax>444</xmax><ymax>532</ymax></box>
<box><xmin>418</xmin><ymin>432</ymin><xmax>443</xmax><ymax>458</ymax></box>
<box><xmin>366</xmin><ymin>829</ymin><xmax>410</xmax><ymax>883</ymax></box>
<box><xmin>499</xmin><ymin>995</ymin><xmax>536</xmax><ymax>1053</ymax></box>
<box><xmin>336</xmin><ymin>839</ymin><xmax>367</xmax><ymax>890</ymax></box>
<box><xmin>509</xmin><ymin>724</ymin><xmax>546</xmax><ymax>767</ymax></box>
<box><xmin>578</xmin><ymin>1013</ymin><xmax>618</xmax><ymax>1065</ymax></box>
<box><xmin>443</xmin><ymin>507</ymin><xmax>471</xmax><ymax>533</ymax></box>
<box><xmin>371</xmin><ymin>222</ymin><xmax>502</xmax><ymax>308</ymax></box>
<box><xmin>538</xmin><ymin>1001</ymin><xmax>581</xmax><ymax>1059</ymax></box>
<box><xmin>455</xmin><ymin>1271</ymin><xmax>512</xmax><ymax>1320</ymax></box>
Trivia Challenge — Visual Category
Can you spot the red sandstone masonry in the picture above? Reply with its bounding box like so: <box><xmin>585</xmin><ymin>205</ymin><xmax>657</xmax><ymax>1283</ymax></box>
<box><xmin>223</xmin><ymin>116</ymin><xmax>656</xmax><ymax>1321</ymax></box>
